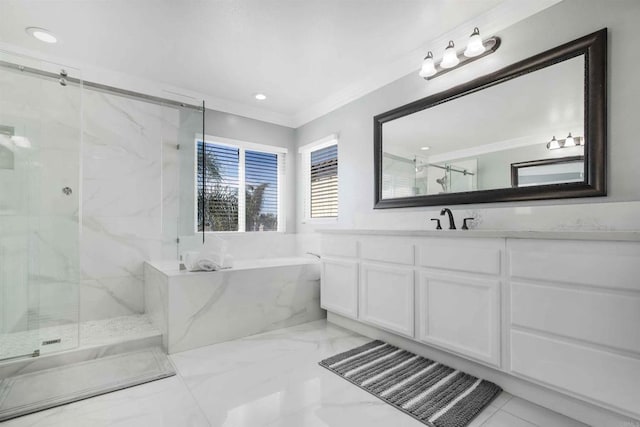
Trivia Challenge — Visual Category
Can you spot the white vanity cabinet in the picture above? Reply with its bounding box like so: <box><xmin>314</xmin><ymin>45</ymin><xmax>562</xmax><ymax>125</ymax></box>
<box><xmin>414</xmin><ymin>238</ymin><xmax>503</xmax><ymax>366</ymax></box>
<box><xmin>507</xmin><ymin>239</ymin><xmax>640</xmax><ymax>418</ymax></box>
<box><xmin>359</xmin><ymin>262</ymin><xmax>414</xmax><ymax>337</ymax></box>
<box><xmin>319</xmin><ymin>230</ymin><xmax>640</xmax><ymax>422</ymax></box>
<box><xmin>320</xmin><ymin>234</ymin><xmax>359</xmax><ymax>318</ymax></box>
<box><xmin>320</xmin><ymin>258</ymin><xmax>359</xmax><ymax>318</ymax></box>
<box><xmin>320</xmin><ymin>234</ymin><xmax>501</xmax><ymax>363</ymax></box>
<box><xmin>416</xmin><ymin>271</ymin><xmax>501</xmax><ymax>366</ymax></box>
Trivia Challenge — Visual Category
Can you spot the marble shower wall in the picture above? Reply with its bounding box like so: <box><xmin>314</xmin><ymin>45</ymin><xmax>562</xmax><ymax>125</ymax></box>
<box><xmin>80</xmin><ymin>91</ymin><xmax>181</xmax><ymax>322</ymax></box>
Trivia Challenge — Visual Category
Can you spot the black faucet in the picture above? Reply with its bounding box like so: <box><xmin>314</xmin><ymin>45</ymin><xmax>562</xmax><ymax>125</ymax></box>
<box><xmin>440</xmin><ymin>208</ymin><xmax>456</xmax><ymax>230</ymax></box>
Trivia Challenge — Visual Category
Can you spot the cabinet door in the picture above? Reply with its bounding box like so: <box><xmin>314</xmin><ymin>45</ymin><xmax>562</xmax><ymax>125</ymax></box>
<box><xmin>359</xmin><ymin>263</ymin><xmax>414</xmax><ymax>337</ymax></box>
<box><xmin>417</xmin><ymin>271</ymin><xmax>500</xmax><ymax>366</ymax></box>
<box><xmin>321</xmin><ymin>258</ymin><xmax>358</xmax><ymax>319</ymax></box>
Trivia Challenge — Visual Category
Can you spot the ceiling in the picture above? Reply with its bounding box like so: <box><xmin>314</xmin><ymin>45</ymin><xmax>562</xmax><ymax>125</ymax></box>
<box><xmin>0</xmin><ymin>0</ymin><xmax>552</xmax><ymax>127</ymax></box>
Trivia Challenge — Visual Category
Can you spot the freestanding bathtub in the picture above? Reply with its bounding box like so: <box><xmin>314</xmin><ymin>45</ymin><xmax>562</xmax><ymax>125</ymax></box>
<box><xmin>143</xmin><ymin>257</ymin><xmax>324</xmax><ymax>353</ymax></box>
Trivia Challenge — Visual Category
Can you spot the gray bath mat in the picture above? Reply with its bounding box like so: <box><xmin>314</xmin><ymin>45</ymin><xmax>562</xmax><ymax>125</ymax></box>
<box><xmin>0</xmin><ymin>347</ymin><xmax>175</xmax><ymax>421</ymax></box>
<box><xmin>319</xmin><ymin>340</ymin><xmax>501</xmax><ymax>427</ymax></box>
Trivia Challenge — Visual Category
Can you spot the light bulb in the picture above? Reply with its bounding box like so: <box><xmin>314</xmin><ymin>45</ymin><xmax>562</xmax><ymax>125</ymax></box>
<box><xmin>546</xmin><ymin>136</ymin><xmax>561</xmax><ymax>150</ymax></box>
<box><xmin>564</xmin><ymin>132</ymin><xmax>576</xmax><ymax>147</ymax></box>
<box><xmin>440</xmin><ymin>41</ymin><xmax>460</xmax><ymax>69</ymax></box>
<box><xmin>464</xmin><ymin>27</ymin><xmax>485</xmax><ymax>58</ymax></box>
<box><xmin>419</xmin><ymin>52</ymin><xmax>437</xmax><ymax>78</ymax></box>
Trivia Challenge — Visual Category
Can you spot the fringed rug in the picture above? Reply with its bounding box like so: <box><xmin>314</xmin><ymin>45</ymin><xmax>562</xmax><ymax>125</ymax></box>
<box><xmin>320</xmin><ymin>340</ymin><xmax>501</xmax><ymax>427</ymax></box>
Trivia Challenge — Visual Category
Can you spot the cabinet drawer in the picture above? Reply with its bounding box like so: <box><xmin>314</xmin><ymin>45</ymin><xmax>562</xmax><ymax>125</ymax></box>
<box><xmin>417</xmin><ymin>238</ymin><xmax>502</xmax><ymax>275</ymax></box>
<box><xmin>511</xmin><ymin>330</ymin><xmax>640</xmax><ymax>418</ymax></box>
<box><xmin>321</xmin><ymin>235</ymin><xmax>358</xmax><ymax>258</ymax></box>
<box><xmin>321</xmin><ymin>258</ymin><xmax>358</xmax><ymax>319</ymax></box>
<box><xmin>509</xmin><ymin>239</ymin><xmax>640</xmax><ymax>291</ymax></box>
<box><xmin>359</xmin><ymin>263</ymin><xmax>414</xmax><ymax>337</ymax></box>
<box><xmin>511</xmin><ymin>281</ymin><xmax>640</xmax><ymax>353</ymax></box>
<box><xmin>417</xmin><ymin>271</ymin><xmax>501</xmax><ymax>366</ymax></box>
<box><xmin>360</xmin><ymin>237</ymin><xmax>414</xmax><ymax>265</ymax></box>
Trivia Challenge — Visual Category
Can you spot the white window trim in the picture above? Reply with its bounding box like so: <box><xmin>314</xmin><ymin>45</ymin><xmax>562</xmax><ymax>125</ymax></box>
<box><xmin>298</xmin><ymin>133</ymin><xmax>339</xmax><ymax>224</ymax></box>
<box><xmin>195</xmin><ymin>134</ymin><xmax>288</xmax><ymax>233</ymax></box>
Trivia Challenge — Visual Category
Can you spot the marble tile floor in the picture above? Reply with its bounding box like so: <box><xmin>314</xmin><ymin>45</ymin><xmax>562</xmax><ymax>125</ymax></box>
<box><xmin>0</xmin><ymin>320</ymin><xmax>587</xmax><ymax>427</ymax></box>
<box><xmin>0</xmin><ymin>315</ymin><xmax>159</xmax><ymax>360</ymax></box>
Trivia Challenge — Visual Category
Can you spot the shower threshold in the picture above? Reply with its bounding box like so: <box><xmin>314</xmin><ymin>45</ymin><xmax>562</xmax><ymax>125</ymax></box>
<box><xmin>0</xmin><ymin>315</ymin><xmax>162</xmax><ymax>379</ymax></box>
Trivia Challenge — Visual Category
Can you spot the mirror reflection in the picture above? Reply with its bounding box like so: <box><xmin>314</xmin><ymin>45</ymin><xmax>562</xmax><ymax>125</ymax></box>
<box><xmin>382</xmin><ymin>55</ymin><xmax>585</xmax><ymax>199</ymax></box>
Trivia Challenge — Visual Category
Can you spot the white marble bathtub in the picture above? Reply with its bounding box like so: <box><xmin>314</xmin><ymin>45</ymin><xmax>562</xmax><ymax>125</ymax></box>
<box><xmin>143</xmin><ymin>257</ymin><xmax>325</xmax><ymax>353</ymax></box>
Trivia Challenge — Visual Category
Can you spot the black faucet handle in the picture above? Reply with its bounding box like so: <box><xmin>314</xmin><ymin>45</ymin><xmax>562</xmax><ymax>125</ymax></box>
<box><xmin>462</xmin><ymin>217</ymin><xmax>475</xmax><ymax>230</ymax></box>
<box><xmin>430</xmin><ymin>218</ymin><xmax>442</xmax><ymax>230</ymax></box>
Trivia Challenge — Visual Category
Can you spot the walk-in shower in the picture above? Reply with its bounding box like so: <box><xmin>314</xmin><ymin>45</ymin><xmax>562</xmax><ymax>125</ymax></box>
<box><xmin>0</xmin><ymin>50</ymin><xmax>205</xmax><ymax>365</ymax></box>
<box><xmin>0</xmin><ymin>52</ymin><xmax>82</xmax><ymax>361</ymax></box>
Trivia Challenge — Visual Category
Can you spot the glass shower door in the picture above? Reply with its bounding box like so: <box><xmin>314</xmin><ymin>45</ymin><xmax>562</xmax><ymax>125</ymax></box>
<box><xmin>0</xmin><ymin>52</ymin><xmax>81</xmax><ymax>361</ymax></box>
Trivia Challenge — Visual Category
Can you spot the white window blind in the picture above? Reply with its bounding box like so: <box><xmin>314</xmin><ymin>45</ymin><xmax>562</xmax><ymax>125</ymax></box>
<box><xmin>309</xmin><ymin>144</ymin><xmax>338</xmax><ymax>218</ymax></box>
<box><xmin>197</xmin><ymin>139</ymin><xmax>284</xmax><ymax>232</ymax></box>
<box><xmin>197</xmin><ymin>141</ymin><xmax>239</xmax><ymax>232</ymax></box>
<box><xmin>245</xmin><ymin>150</ymin><xmax>278</xmax><ymax>231</ymax></box>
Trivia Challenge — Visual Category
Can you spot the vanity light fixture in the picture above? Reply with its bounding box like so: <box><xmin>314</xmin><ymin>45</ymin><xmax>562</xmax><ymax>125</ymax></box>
<box><xmin>254</xmin><ymin>93</ymin><xmax>267</xmax><ymax>101</ymax></box>
<box><xmin>464</xmin><ymin>28</ymin><xmax>486</xmax><ymax>57</ymax></box>
<box><xmin>26</xmin><ymin>27</ymin><xmax>57</xmax><ymax>44</ymax></box>
<box><xmin>441</xmin><ymin>41</ymin><xmax>460</xmax><ymax>69</ymax></box>
<box><xmin>418</xmin><ymin>27</ymin><xmax>500</xmax><ymax>81</ymax></box>
<box><xmin>420</xmin><ymin>146</ymin><xmax>431</xmax><ymax>151</ymax></box>
<box><xmin>419</xmin><ymin>52</ymin><xmax>437</xmax><ymax>78</ymax></box>
<box><xmin>546</xmin><ymin>133</ymin><xmax>584</xmax><ymax>150</ymax></box>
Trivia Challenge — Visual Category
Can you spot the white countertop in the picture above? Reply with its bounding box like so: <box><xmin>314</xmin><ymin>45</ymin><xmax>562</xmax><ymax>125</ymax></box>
<box><xmin>317</xmin><ymin>229</ymin><xmax>640</xmax><ymax>241</ymax></box>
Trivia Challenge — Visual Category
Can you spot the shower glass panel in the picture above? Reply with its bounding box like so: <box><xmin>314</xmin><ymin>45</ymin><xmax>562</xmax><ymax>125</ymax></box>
<box><xmin>176</xmin><ymin>105</ymin><xmax>205</xmax><ymax>255</ymax></box>
<box><xmin>0</xmin><ymin>52</ymin><xmax>81</xmax><ymax>361</ymax></box>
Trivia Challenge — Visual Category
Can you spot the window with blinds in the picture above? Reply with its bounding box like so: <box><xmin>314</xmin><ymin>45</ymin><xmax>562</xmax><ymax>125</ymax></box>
<box><xmin>197</xmin><ymin>140</ymin><xmax>281</xmax><ymax>232</ymax></box>
<box><xmin>309</xmin><ymin>144</ymin><xmax>338</xmax><ymax>218</ymax></box>
<box><xmin>245</xmin><ymin>150</ymin><xmax>278</xmax><ymax>231</ymax></box>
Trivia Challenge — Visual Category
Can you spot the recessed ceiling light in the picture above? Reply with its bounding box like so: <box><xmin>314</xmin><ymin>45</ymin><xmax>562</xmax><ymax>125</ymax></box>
<box><xmin>254</xmin><ymin>93</ymin><xmax>267</xmax><ymax>101</ymax></box>
<box><xmin>26</xmin><ymin>27</ymin><xmax>57</xmax><ymax>44</ymax></box>
<box><xmin>420</xmin><ymin>146</ymin><xmax>431</xmax><ymax>151</ymax></box>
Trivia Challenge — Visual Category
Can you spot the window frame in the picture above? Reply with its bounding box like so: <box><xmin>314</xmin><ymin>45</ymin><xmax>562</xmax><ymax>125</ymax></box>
<box><xmin>194</xmin><ymin>134</ymin><xmax>287</xmax><ymax>233</ymax></box>
<box><xmin>298</xmin><ymin>134</ymin><xmax>339</xmax><ymax>224</ymax></box>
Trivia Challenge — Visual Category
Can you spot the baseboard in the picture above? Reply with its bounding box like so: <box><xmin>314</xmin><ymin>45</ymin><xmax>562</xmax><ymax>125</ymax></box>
<box><xmin>327</xmin><ymin>312</ymin><xmax>637</xmax><ymax>427</ymax></box>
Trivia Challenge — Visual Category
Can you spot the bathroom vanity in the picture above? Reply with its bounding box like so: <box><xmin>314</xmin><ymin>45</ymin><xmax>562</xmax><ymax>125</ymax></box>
<box><xmin>319</xmin><ymin>229</ymin><xmax>640</xmax><ymax>424</ymax></box>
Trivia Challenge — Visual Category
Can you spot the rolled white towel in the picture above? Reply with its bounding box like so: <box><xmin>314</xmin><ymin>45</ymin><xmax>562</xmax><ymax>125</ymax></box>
<box><xmin>182</xmin><ymin>251</ymin><xmax>234</xmax><ymax>272</ymax></box>
<box><xmin>183</xmin><ymin>251</ymin><xmax>200</xmax><ymax>271</ymax></box>
<box><xmin>196</xmin><ymin>257</ymin><xmax>217</xmax><ymax>271</ymax></box>
<box><xmin>217</xmin><ymin>253</ymin><xmax>234</xmax><ymax>269</ymax></box>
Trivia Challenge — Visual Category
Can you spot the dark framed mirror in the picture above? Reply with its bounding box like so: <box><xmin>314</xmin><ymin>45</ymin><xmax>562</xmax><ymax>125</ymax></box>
<box><xmin>374</xmin><ymin>29</ymin><xmax>606</xmax><ymax>209</ymax></box>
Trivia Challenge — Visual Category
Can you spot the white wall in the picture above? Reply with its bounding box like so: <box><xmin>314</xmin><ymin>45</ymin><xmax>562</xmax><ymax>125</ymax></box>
<box><xmin>295</xmin><ymin>0</ymin><xmax>640</xmax><ymax>233</ymax></box>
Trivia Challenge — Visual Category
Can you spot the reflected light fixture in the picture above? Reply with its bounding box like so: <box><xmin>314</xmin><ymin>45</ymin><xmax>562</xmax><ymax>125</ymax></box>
<box><xmin>254</xmin><ymin>93</ymin><xmax>267</xmax><ymax>101</ymax></box>
<box><xmin>440</xmin><ymin>41</ymin><xmax>460</xmax><ymax>69</ymax></box>
<box><xmin>546</xmin><ymin>133</ymin><xmax>584</xmax><ymax>150</ymax></box>
<box><xmin>564</xmin><ymin>132</ymin><xmax>576</xmax><ymax>147</ymax></box>
<box><xmin>418</xmin><ymin>27</ymin><xmax>500</xmax><ymax>81</ymax></box>
<box><xmin>464</xmin><ymin>27</ymin><xmax>486</xmax><ymax>57</ymax></box>
<box><xmin>26</xmin><ymin>27</ymin><xmax>57</xmax><ymax>44</ymax></box>
<box><xmin>419</xmin><ymin>52</ymin><xmax>437</xmax><ymax>78</ymax></box>
<box><xmin>420</xmin><ymin>146</ymin><xmax>431</xmax><ymax>151</ymax></box>
<box><xmin>547</xmin><ymin>136</ymin><xmax>561</xmax><ymax>150</ymax></box>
